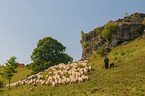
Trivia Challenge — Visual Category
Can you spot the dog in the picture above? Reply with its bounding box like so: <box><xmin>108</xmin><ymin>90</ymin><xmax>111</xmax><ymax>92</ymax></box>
<box><xmin>110</xmin><ymin>63</ymin><xmax>114</xmax><ymax>68</ymax></box>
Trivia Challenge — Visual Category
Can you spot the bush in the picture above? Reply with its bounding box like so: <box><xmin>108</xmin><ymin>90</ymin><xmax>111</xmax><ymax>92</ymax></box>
<box><xmin>82</xmin><ymin>42</ymin><xmax>88</xmax><ymax>48</ymax></box>
<box><xmin>120</xmin><ymin>50</ymin><xmax>125</xmax><ymax>56</ymax></box>
<box><xmin>114</xmin><ymin>56</ymin><xmax>117</xmax><ymax>60</ymax></box>
<box><xmin>142</xmin><ymin>18</ymin><xmax>145</xmax><ymax>26</ymax></box>
<box><xmin>97</xmin><ymin>47</ymin><xmax>106</xmax><ymax>57</ymax></box>
<box><xmin>81</xmin><ymin>30</ymin><xmax>85</xmax><ymax>37</ymax></box>
<box><xmin>102</xmin><ymin>22</ymin><xmax>118</xmax><ymax>41</ymax></box>
<box><xmin>0</xmin><ymin>80</ymin><xmax>4</xmax><ymax>88</ymax></box>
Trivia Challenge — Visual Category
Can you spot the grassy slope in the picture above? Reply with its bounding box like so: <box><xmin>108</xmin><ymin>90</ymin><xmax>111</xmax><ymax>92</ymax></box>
<box><xmin>0</xmin><ymin>38</ymin><xmax>145</xmax><ymax>96</ymax></box>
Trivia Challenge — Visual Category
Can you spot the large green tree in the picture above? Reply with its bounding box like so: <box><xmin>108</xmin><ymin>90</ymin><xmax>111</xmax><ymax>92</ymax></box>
<box><xmin>0</xmin><ymin>56</ymin><xmax>18</xmax><ymax>90</ymax></box>
<box><xmin>31</xmin><ymin>37</ymin><xmax>73</xmax><ymax>73</ymax></box>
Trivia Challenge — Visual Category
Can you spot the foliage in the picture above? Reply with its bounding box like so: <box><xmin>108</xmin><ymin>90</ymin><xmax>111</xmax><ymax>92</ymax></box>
<box><xmin>97</xmin><ymin>47</ymin><xmax>106</xmax><ymax>57</ymax></box>
<box><xmin>0</xmin><ymin>80</ymin><xmax>3</xmax><ymax>88</ymax></box>
<box><xmin>31</xmin><ymin>37</ymin><xmax>73</xmax><ymax>73</ymax></box>
<box><xmin>81</xmin><ymin>30</ymin><xmax>85</xmax><ymax>37</ymax></box>
<box><xmin>56</xmin><ymin>53</ymin><xmax>73</xmax><ymax>64</ymax></box>
<box><xmin>125</xmin><ymin>12</ymin><xmax>128</xmax><ymax>16</ymax></box>
<box><xmin>142</xmin><ymin>18</ymin><xmax>145</xmax><ymax>26</ymax></box>
<box><xmin>0</xmin><ymin>56</ymin><xmax>18</xmax><ymax>90</ymax></box>
<box><xmin>102</xmin><ymin>22</ymin><xmax>118</xmax><ymax>41</ymax></box>
<box><xmin>30</xmin><ymin>61</ymin><xmax>51</xmax><ymax>74</ymax></box>
<box><xmin>81</xmin><ymin>42</ymin><xmax>88</xmax><ymax>48</ymax></box>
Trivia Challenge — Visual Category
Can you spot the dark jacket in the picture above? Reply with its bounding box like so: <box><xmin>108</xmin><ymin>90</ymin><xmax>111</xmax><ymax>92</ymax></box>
<box><xmin>104</xmin><ymin>58</ymin><xmax>109</xmax><ymax>64</ymax></box>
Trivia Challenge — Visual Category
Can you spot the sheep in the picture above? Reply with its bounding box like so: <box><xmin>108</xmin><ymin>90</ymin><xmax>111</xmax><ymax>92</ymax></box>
<box><xmin>48</xmin><ymin>76</ymin><xmax>53</xmax><ymax>81</ymax></box>
<box><xmin>61</xmin><ymin>79</ymin><xmax>65</xmax><ymax>85</ymax></box>
<box><xmin>55</xmin><ymin>79</ymin><xmax>58</xmax><ymax>84</ymax></box>
<box><xmin>33</xmin><ymin>79</ymin><xmax>36</xmax><ymax>82</ymax></box>
<box><xmin>22</xmin><ymin>81</ymin><xmax>25</xmax><ymax>85</ymax></box>
<box><xmin>28</xmin><ymin>79</ymin><xmax>33</xmax><ymax>85</ymax></box>
<box><xmin>6</xmin><ymin>84</ymin><xmax>9</xmax><ymax>88</ymax></box>
<box><xmin>30</xmin><ymin>88</ymin><xmax>33</xmax><ymax>91</ymax></box>
<box><xmin>33</xmin><ymin>82</ymin><xmax>36</xmax><ymax>86</ymax></box>
<box><xmin>66</xmin><ymin>78</ymin><xmax>70</xmax><ymax>83</ymax></box>
<box><xmin>80</xmin><ymin>71</ymin><xmax>84</xmax><ymax>75</ymax></box>
<box><xmin>46</xmin><ymin>75</ymin><xmax>49</xmax><ymax>78</ymax></box>
<box><xmin>81</xmin><ymin>75</ymin><xmax>88</xmax><ymax>81</ymax></box>
<box><xmin>58</xmin><ymin>78</ymin><xmax>62</xmax><ymax>85</ymax></box>
<box><xmin>5</xmin><ymin>61</ymin><xmax>91</xmax><ymax>88</ymax></box>
<box><xmin>84</xmin><ymin>60</ymin><xmax>88</xmax><ymax>63</ymax></box>
<box><xmin>45</xmin><ymin>81</ymin><xmax>49</xmax><ymax>85</ymax></box>
<box><xmin>89</xmin><ymin>66</ymin><xmax>92</xmax><ymax>71</ymax></box>
<box><xmin>78</xmin><ymin>77</ymin><xmax>83</xmax><ymax>83</ymax></box>
<box><xmin>84</xmin><ymin>68</ymin><xmax>88</xmax><ymax>73</ymax></box>
<box><xmin>37</xmin><ymin>75</ymin><xmax>43</xmax><ymax>79</ymax></box>
<box><xmin>41</xmin><ymin>81</ymin><xmax>45</xmax><ymax>86</ymax></box>
<box><xmin>52</xmin><ymin>81</ymin><xmax>56</xmax><ymax>87</ymax></box>
<box><xmin>36</xmin><ymin>79</ymin><xmax>40</xmax><ymax>83</ymax></box>
<box><xmin>49</xmin><ymin>72</ymin><xmax>52</xmax><ymax>75</ymax></box>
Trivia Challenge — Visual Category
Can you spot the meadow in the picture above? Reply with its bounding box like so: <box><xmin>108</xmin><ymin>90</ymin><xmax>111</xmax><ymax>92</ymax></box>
<box><xmin>0</xmin><ymin>38</ymin><xmax>145</xmax><ymax>96</ymax></box>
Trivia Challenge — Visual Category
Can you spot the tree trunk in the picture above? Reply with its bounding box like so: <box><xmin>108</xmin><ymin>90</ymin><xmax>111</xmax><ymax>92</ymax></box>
<box><xmin>9</xmin><ymin>78</ymin><xmax>10</xmax><ymax>90</ymax></box>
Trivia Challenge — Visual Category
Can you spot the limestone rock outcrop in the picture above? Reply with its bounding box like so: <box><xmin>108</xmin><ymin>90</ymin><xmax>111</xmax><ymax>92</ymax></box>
<box><xmin>81</xmin><ymin>13</ymin><xmax>145</xmax><ymax>60</ymax></box>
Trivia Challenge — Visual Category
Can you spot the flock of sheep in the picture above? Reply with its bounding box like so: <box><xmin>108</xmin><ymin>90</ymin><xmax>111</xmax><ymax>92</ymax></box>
<box><xmin>6</xmin><ymin>60</ymin><xmax>92</xmax><ymax>88</ymax></box>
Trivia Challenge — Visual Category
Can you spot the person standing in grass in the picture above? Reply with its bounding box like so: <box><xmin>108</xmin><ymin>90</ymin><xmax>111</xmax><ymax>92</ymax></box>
<box><xmin>104</xmin><ymin>57</ymin><xmax>109</xmax><ymax>69</ymax></box>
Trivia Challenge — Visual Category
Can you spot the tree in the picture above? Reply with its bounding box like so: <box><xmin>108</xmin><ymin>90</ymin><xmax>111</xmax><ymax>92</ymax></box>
<box><xmin>56</xmin><ymin>53</ymin><xmax>73</xmax><ymax>64</ymax></box>
<box><xmin>0</xmin><ymin>56</ymin><xmax>18</xmax><ymax>90</ymax></box>
<box><xmin>31</xmin><ymin>37</ymin><xmax>73</xmax><ymax>73</ymax></box>
<box><xmin>125</xmin><ymin>12</ymin><xmax>128</xmax><ymax>16</ymax></box>
<box><xmin>81</xmin><ymin>30</ymin><xmax>85</xmax><ymax>37</ymax></box>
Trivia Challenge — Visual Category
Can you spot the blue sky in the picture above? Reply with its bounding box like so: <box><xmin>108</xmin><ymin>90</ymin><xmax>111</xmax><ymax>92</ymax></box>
<box><xmin>0</xmin><ymin>0</ymin><xmax>145</xmax><ymax>65</ymax></box>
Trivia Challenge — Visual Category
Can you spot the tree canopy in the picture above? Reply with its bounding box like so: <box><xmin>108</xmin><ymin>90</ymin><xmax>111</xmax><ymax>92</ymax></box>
<box><xmin>30</xmin><ymin>37</ymin><xmax>73</xmax><ymax>73</ymax></box>
<box><xmin>0</xmin><ymin>56</ymin><xmax>18</xmax><ymax>90</ymax></box>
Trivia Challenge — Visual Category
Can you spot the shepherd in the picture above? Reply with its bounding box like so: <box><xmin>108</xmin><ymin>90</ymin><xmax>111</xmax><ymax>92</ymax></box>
<box><xmin>104</xmin><ymin>57</ymin><xmax>109</xmax><ymax>69</ymax></box>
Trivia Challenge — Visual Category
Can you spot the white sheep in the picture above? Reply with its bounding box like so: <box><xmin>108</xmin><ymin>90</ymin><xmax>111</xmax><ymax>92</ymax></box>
<box><xmin>49</xmin><ymin>72</ymin><xmax>52</xmax><ymax>75</ymax></box>
<box><xmin>89</xmin><ymin>66</ymin><xmax>92</xmax><ymax>71</ymax></box>
<box><xmin>46</xmin><ymin>75</ymin><xmax>49</xmax><ymax>78</ymax></box>
<box><xmin>52</xmin><ymin>81</ymin><xmax>56</xmax><ymax>87</ymax></box>
<box><xmin>37</xmin><ymin>75</ymin><xmax>43</xmax><ymax>79</ymax></box>
<box><xmin>33</xmin><ymin>82</ymin><xmax>36</xmax><ymax>86</ymax></box>
<box><xmin>41</xmin><ymin>81</ymin><xmax>45</xmax><ymax>86</ymax></box>
<box><xmin>45</xmin><ymin>81</ymin><xmax>49</xmax><ymax>85</ymax></box>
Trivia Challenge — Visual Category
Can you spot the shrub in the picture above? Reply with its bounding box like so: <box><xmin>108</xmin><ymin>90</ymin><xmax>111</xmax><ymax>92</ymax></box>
<box><xmin>120</xmin><ymin>50</ymin><xmax>125</xmax><ymax>56</ymax></box>
<box><xmin>81</xmin><ymin>30</ymin><xmax>85</xmax><ymax>37</ymax></box>
<box><xmin>142</xmin><ymin>18</ymin><xmax>145</xmax><ymax>26</ymax></box>
<box><xmin>82</xmin><ymin>42</ymin><xmax>88</xmax><ymax>48</ymax></box>
<box><xmin>114</xmin><ymin>52</ymin><xmax>118</xmax><ymax>56</ymax></box>
<box><xmin>102</xmin><ymin>22</ymin><xmax>118</xmax><ymax>41</ymax></box>
<box><xmin>97</xmin><ymin>47</ymin><xmax>106</xmax><ymax>57</ymax></box>
<box><xmin>0</xmin><ymin>80</ymin><xmax>4</xmax><ymax>88</ymax></box>
<box><xmin>114</xmin><ymin>56</ymin><xmax>117</xmax><ymax>60</ymax></box>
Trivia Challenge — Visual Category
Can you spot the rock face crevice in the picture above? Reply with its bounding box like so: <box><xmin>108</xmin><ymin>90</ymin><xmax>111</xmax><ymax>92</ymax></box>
<box><xmin>81</xmin><ymin>13</ymin><xmax>145</xmax><ymax>60</ymax></box>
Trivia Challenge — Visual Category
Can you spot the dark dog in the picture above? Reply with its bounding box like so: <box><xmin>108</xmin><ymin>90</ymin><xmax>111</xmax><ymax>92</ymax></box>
<box><xmin>110</xmin><ymin>63</ymin><xmax>114</xmax><ymax>68</ymax></box>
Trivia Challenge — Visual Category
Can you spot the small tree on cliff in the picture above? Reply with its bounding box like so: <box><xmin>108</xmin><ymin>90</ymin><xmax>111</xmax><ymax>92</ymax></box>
<box><xmin>0</xmin><ymin>56</ymin><xmax>18</xmax><ymax>90</ymax></box>
<box><xmin>81</xmin><ymin>30</ymin><xmax>85</xmax><ymax>37</ymax></box>
<box><xmin>31</xmin><ymin>37</ymin><xmax>73</xmax><ymax>73</ymax></box>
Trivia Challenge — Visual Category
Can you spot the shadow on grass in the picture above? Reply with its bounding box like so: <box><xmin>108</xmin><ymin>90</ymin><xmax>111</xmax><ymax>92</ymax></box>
<box><xmin>0</xmin><ymin>89</ymin><xmax>4</xmax><ymax>95</ymax></box>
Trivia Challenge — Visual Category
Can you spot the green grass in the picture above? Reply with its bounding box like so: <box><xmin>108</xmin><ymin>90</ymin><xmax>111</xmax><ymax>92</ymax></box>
<box><xmin>0</xmin><ymin>67</ymin><xmax>32</xmax><ymax>85</ymax></box>
<box><xmin>1</xmin><ymin>38</ymin><xmax>145</xmax><ymax>96</ymax></box>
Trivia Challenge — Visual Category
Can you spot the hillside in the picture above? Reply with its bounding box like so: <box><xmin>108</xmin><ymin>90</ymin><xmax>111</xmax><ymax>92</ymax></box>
<box><xmin>0</xmin><ymin>38</ymin><xmax>145</xmax><ymax>96</ymax></box>
<box><xmin>81</xmin><ymin>12</ymin><xmax>145</xmax><ymax>60</ymax></box>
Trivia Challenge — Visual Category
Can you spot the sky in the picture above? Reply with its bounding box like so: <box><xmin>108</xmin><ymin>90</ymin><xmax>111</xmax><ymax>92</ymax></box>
<box><xmin>0</xmin><ymin>0</ymin><xmax>145</xmax><ymax>65</ymax></box>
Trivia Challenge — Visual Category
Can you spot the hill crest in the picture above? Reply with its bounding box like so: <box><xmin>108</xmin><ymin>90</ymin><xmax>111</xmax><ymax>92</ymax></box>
<box><xmin>81</xmin><ymin>12</ymin><xmax>145</xmax><ymax>60</ymax></box>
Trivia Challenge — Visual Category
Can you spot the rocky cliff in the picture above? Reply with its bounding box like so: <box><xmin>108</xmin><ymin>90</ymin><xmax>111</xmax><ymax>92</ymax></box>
<box><xmin>81</xmin><ymin>13</ymin><xmax>145</xmax><ymax>60</ymax></box>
